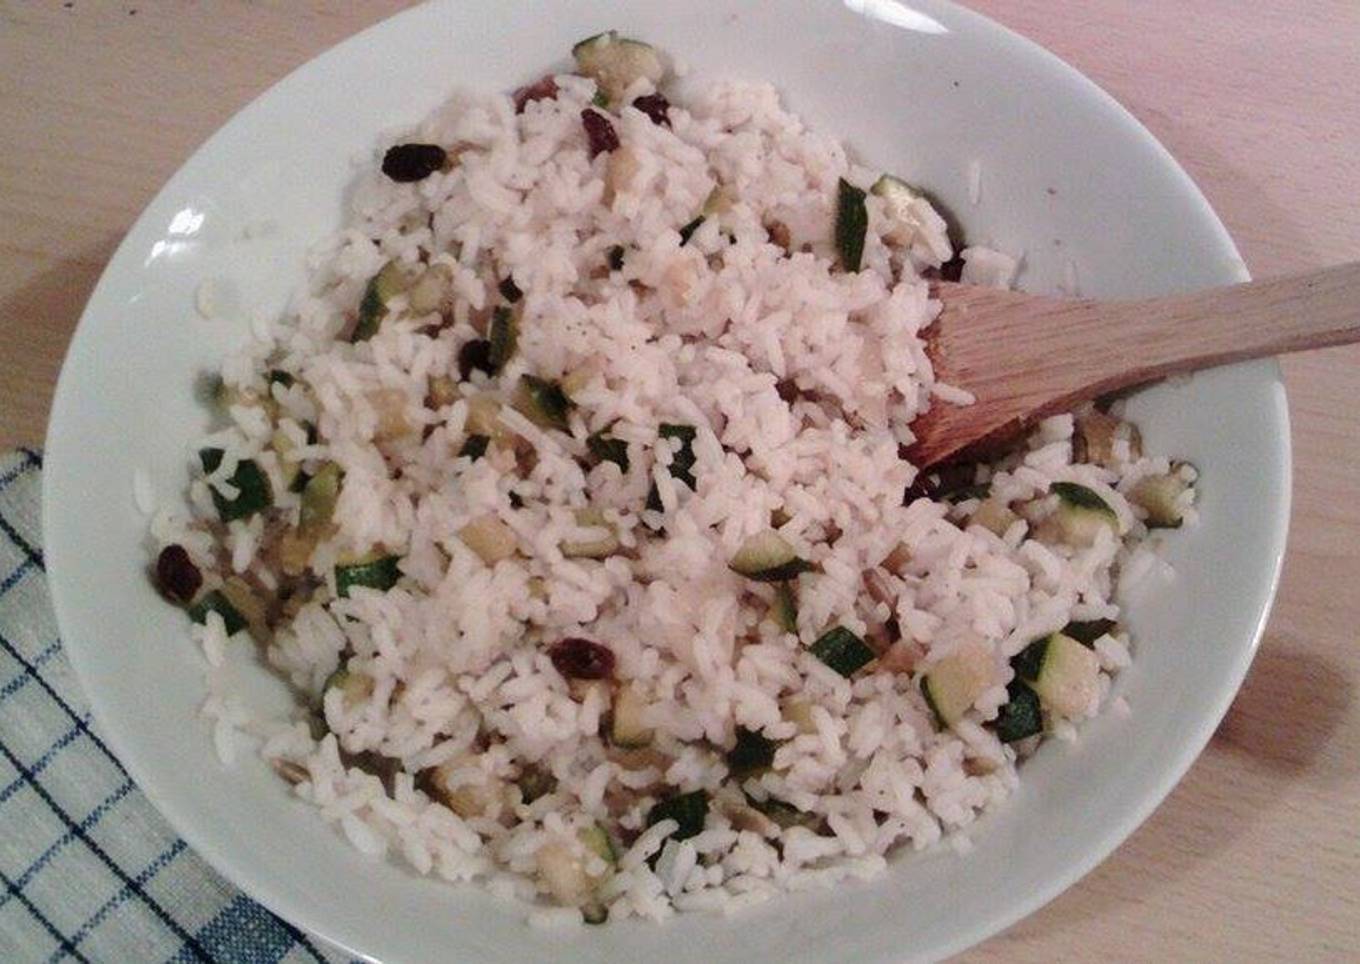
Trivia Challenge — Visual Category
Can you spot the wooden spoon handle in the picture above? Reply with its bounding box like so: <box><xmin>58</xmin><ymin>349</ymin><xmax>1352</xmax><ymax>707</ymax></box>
<box><xmin>910</xmin><ymin>262</ymin><xmax>1360</xmax><ymax>467</ymax></box>
<box><xmin>1096</xmin><ymin>260</ymin><xmax>1360</xmax><ymax>393</ymax></box>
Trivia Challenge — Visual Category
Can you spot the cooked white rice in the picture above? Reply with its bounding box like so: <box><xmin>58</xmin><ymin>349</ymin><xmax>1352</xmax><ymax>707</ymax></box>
<box><xmin>151</xmin><ymin>40</ymin><xmax>1196</xmax><ymax>925</ymax></box>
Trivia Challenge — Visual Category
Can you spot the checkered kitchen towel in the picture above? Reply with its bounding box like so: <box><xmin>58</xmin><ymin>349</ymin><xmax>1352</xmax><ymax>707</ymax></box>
<box><xmin>0</xmin><ymin>450</ymin><xmax>353</xmax><ymax>964</ymax></box>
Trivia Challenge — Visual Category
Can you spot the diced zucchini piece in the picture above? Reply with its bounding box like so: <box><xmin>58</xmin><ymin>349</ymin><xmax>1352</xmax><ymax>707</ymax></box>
<box><xmin>352</xmin><ymin>261</ymin><xmax>408</xmax><ymax>342</ymax></box>
<box><xmin>835</xmin><ymin>178</ymin><xmax>868</xmax><ymax>272</ymax></box>
<box><xmin>488</xmin><ymin>306</ymin><xmax>518</xmax><ymax>373</ymax></box>
<box><xmin>869</xmin><ymin>174</ymin><xmax>953</xmax><ymax>262</ymax></box>
<box><xmin>920</xmin><ymin>642</ymin><xmax>995</xmax><ymax>727</ymax></box>
<box><xmin>1062</xmin><ymin>618</ymin><xmax>1117</xmax><ymax>646</ymax></box>
<box><xmin>729</xmin><ymin>530</ymin><xmax>814</xmax><ymax>582</ymax></box>
<box><xmin>367</xmin><ymin>387</ymin><xmax>413</xmax><ymax>442</ymax></box>
<box><xmin>465</xmin><ymin>394</ymin><xmax>508</xmax><ymax>441</ymax></box>
<box><xmin>609</xmin><ymin>684</ymin><xmax>653</xmax><ymax>748</ymax></box>
<box><xmin>459</xmin><ymin>434</ymin><xmax>490</xmax><ymax>461</ymax></box>
<box><xmin>1129</xmin><ymin>471</ymin><xmax>1192</xmax><ymax>528</ymax></box>
<box><xmin>425</xmin><ymin>760</ymin><xmax>505</xmax><ymax>819</ymax></box>
<box><xmin>678</xmin><ymin>215</ymin><xmax>704</xmax><ymax>246</ymax></box>
<box><xmin>1073</xmin><ymin>411</ymin><xmax>1142</xmax><ymax>468</ymax></box>
<box><xmin>572</xmin><ymin>31</ymin><xmax>665</xmax><ymax>105</ymax></box>
<box><xmin>702</xmin><ymin>186</ymin><xmax>733</xmax><ymax>218</ymax></box>
<box><xmin>512</xmin><ymin>375</ymin><xmax>573</xmax><ymax>432</ymax></box>
<box><xmin>536</xmin><ymin>839</ymin><xmax>594</xmax><ymax>909</ymax></box>
<box><xmin>970</xmin><ymin>498</ymin><xmax>1019</xmax><ymax>537</ymax></box>
<box><xmin>219</xmin><ymin>576</ymin><xmax>267</xmax><ymax>640</ymax></box>
<box><xmin>299</xmin><ymin>463</ymin><xmax>341</xmax><ymax>538</ymax></box>
<box><xmin>187</xmin><ymin>589</ymin><xmax>247</xmax><ymax>636</ymax></box>
<box><xmin>271</xmin><ymin>427</ymin><xmax>303</xmax><ymax>492</ymax></box>
<box><xmin>644</xmin><ymin>422</ymin><xmax>699</xmax><ymax>515</ymax></box>
<box><xmin>645</xmin><ymin>789</ymin><xmax>708</xmax><ymax>841</ymax></box>
<box><xmin>560</xmin><ymin>507</ymin><xmax>620</xmax><ymax>559</ymax></box>
<box><xmin>745</xmin><ymin>794</ymin><xmax>822</xmax><ymax>832</ymax></box>
<box><xmin>782</xmin><ymin>698</ymin><xmax>818</xmax><ymax>735</ymax></box>
<box><xmin>1048</xmin><ymin>481</ymin><xmax>1119</xmax><ymax>547</ymax></box>
<box><xmin>768</xmin><ymin>581</ymin><xmax>798</xmax><ymax>633</ymax></box>
<box><xmin>944</xmin><ymin>482</ymin><xmax>990</xmax><ymax>504</ymax></box>
<box><xmin>560</xmin><ymin>359</ymin><xmax>599</xmax><ymax>397</ymax></box>
<box><xmin>428</xmin><ymin>375</ymin><xmax>460</xmax><ymax>408</ymax></box>
<box><xmin>587</xmin><ymin>430</ymin><xmax>629</xmax><ymax>473</ymax></box>
<box><xmin>1051</xmin><ymin>481</ymin><xmax>1116</xmax><ymax>514</ymax></box>
<box><xmin>1012</xmin><ymin>631</ymin><xmax>1101</xmax><ymax>718</ymax></box>
<box><xmin>324</xmin><ymin>666</ymin><xmax>375</xmax><ymax>707</ymax></box>
<box><xmin>278</xmin><ymin>529</ymin><xmax>316</xmax><ymax>576</ymax></box>
<box><xmin>993</xmin><ymin>680</ymin><xmax>1043</xmax><ymax>743</ymax></box>
<box><xmin>809</xmin><ymin>626</ymin><xmax>876</xmax><ymax>678</ymax></box>
<box><xmin>199</xmin><ymin>449</ymin><xmax>273</xmax><ymax>522</ymax></box>
<box><xmin>725</xmin><ymin>727</ymin><xmax>777</xmax><ymax>777</ymax></box>
<box><xmin>335</xmin><ymin>553</ymin><xmax>402</xmax><ymax>598</ymax></box>
<box><xmin>578</xmin><ymin>823</ymin><xmax>618</xmax><ymax>866</ymax></box>
<box><xmin>407</xmin><ymin>263</ymin><xmax>451</xmax><ymax>315</ymax></box>
<box><xmin>458</xmin><ymin>513</ymin><xmax>518</xmax><ymax>564</ymax></box>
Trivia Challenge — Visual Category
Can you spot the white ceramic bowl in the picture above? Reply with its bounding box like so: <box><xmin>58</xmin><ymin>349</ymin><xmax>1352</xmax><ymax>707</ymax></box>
<box><xmin>44</xmin><ymin>1</ymin><xmax>1290</xmax><ymax>960</ymax></box>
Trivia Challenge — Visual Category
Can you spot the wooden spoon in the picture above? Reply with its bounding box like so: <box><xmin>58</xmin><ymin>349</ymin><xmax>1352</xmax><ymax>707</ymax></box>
<box><xmin>905</xmin><ymin>261</ymin><xmax>1360</xmax><ymax>467</ymax></box>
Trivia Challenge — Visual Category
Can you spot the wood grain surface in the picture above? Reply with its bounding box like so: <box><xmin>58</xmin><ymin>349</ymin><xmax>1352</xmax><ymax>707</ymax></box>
<box><xmin>2</xmin><ymin>2</ymin><xmax>1357</xmax><ymax>959</ymax></box>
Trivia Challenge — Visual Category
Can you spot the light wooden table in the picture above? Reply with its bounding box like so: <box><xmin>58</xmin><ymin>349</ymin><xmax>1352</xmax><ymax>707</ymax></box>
<box><xmin>3</xmin><ymin>1</ymin><xmax>1357</xmax><ymax>959</ymax></box>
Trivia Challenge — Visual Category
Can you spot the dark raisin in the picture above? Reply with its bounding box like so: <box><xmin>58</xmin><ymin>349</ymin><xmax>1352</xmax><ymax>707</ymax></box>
<box><xmin>513</xmin><ymin>75</ymin><xmax>559</xmax><ymax>113</ymax></box>
<box><xmin>457</xmin><ymin>339</ymin><xmax>494</xmax><ymax>380</ymax></box>
<box><xmin>631</xmin><ymin>93</ymin><xmax>671</xmax><ymax>127</ymax></box>
<box><xmin>606</xmin><ymin>245</ymin><xmax>625</xmax><ymax>271</ymax></box>
<box><xmin>775</xmin><ymin>379</ymin><xmax>799</xmax><ymax>403</ymax></box>
<box><xmin>498</xmin><ymin>276</ymin><xmax>522</xmax><ymax>303</ymax></box>
<box><xmin>938</xmin><ymin>253</ymin><xmax>965</xmax><ymax>283</ymax></box>
<box><xmin>548</xmin><ymin>637</ymin><xmax>615</xmax><ymax>680</ymax></box>
<box><xmin>381</xmin><ymin>143</ymin><xmax>447</xmax><ymax>183</ymax></box>
<box><xmin>155</xmin><ymin>544</ymin><xmax>202</xmax><ymax>604</ymax></box>
<box><xmin>581</xmin><ymin>109</ymin><xmax>619</xmax><ymax>158</ymax></box>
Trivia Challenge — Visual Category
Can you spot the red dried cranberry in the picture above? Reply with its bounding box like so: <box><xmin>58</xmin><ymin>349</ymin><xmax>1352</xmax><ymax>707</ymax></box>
<box><xmin>581</xmin><ymin>109</ymin><xmax>619</xmax><ymax>158</ymax></box>
<box><xmin>381</xmin><ymin>143</ymin><xmax>447</xmax><ymax>183</ymax></box>
<box><xmin>631</xmin><ymin>93</ymin><xmax>671</xmax><ymax>127</ymax></box>
<box><xmin>549</xmin><ymin>638</ymin><xmax>615</xmax><ymax>680</ymax></box>
<box><xmin>513</xmin><ymin>75</ymin><xmax>559</xmax><ymax>113</ymax></box>
<box><xmin>156</xmin><ymin>544</ymin><xmax>202</xmax><ymax>604</ymax></box>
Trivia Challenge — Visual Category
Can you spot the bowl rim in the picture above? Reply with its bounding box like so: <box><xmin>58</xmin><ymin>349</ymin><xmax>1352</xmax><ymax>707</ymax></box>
<box><xmin>42</xmin><ymin>1</ymin><xmax>1291</xmax><ymax>959</ymax></box>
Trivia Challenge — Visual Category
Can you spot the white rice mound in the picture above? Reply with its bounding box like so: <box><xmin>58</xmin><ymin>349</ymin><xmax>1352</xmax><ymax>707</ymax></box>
<box><xmin>155</xmin><ymin>61</ymin><xmax>1194</xmax><ymax>924</ymax></box>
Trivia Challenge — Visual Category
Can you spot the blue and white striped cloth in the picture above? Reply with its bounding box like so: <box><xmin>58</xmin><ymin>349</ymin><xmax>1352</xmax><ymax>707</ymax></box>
<box><xmin>0</xmin><ymin>449</ymin><xmax>352</xmax><ymax>963</ymax></box>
